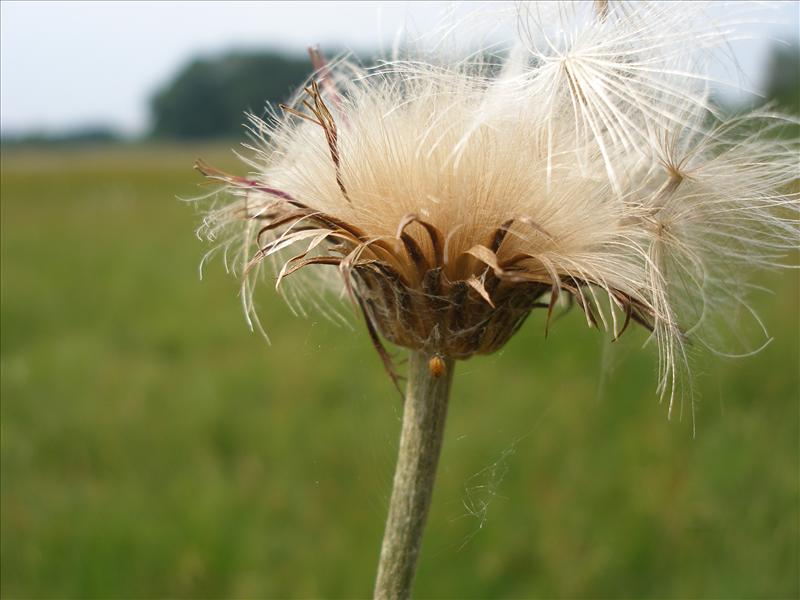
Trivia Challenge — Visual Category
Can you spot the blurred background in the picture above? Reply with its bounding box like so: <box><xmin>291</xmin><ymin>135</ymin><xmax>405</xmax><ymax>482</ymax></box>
<box><xmin>1</xmin><ymin>2</ymin><xmax>798</xmax><ymax>598</ymax></box>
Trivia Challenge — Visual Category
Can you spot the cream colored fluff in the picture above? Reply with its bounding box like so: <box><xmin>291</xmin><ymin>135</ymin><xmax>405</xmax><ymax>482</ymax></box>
<box><xmin>198</xmin><ymin>1</ymin><xmax>799</xmax><ymax>420</ymax></box>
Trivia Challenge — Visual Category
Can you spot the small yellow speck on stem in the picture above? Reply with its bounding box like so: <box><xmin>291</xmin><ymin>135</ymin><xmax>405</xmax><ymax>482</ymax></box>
<box><xmin>428</xmin><ymin>355</ymin><xmax>446</xmax><ymax>378</ymax></box>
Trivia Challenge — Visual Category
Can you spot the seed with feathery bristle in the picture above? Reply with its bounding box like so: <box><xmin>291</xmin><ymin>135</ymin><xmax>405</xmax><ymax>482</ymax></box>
<box><xmin>196</xmin><ymin>1</ymin><xmax>799</xmax><ymax>419</ymax></box>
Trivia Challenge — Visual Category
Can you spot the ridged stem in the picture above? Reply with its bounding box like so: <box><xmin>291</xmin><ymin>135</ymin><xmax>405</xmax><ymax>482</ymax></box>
<box><xmin>373</xmin><ymin>351</ymin><xmax>455</xmax><ymax>600</ymax></box>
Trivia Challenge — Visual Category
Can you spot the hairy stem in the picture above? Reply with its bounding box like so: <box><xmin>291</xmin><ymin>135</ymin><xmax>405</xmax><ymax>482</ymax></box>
<box><xmin>374</xmin><ymin>351</ymin><xmax>455</xmax><ymax>600</ymax></box>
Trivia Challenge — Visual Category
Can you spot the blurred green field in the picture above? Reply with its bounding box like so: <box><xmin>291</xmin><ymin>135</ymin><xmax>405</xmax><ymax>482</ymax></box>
<box><xmin>1</xmin><ymin>143</ymin><xmax>798</xmax><ymax>599</ymax></box>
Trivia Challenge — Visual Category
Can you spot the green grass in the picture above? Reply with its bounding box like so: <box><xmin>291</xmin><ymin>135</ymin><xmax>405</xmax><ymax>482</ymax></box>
<box><xmin>1</xmin><ymin>143</ymin><xmax>798</xmax><ymax>599</ymax></box>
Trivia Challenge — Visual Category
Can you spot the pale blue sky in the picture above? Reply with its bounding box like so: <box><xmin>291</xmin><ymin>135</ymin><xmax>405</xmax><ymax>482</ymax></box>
<box><xmin>1</xmin><ymin>1</ymin><xmax>798</xmax><ymax>136</ymax></box>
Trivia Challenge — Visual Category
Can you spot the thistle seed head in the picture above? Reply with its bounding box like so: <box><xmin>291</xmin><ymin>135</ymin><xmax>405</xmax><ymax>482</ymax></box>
<box><xmin>197</xmin><ymin>1</ymin><xmax>799</xmax><ymax>411</ymax></box>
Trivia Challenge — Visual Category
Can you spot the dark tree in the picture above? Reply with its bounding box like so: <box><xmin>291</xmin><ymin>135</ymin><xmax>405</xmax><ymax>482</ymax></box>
<box><xmin>762</xmin><ymin>41</ymin><xmax>800</xmax><ymax>114</ymax></box>
<box><xmin>150</xmin><ymin>51</ymin><xmax>312</xmax><ymax>139</ymax></box>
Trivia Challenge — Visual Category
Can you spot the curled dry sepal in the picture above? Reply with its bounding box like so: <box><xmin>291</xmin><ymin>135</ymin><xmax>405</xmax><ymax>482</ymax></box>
<box><xmin>196</xmin><ymin>1</ymin><xmax>799</xmax><ymax>418</ymax></box>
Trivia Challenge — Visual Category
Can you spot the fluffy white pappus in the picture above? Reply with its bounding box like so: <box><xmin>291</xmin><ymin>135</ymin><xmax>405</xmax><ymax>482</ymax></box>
<box><xmin>196</xmin><ymin>0</ymin><xmax>799</xmax><ymax>421</ymax></box>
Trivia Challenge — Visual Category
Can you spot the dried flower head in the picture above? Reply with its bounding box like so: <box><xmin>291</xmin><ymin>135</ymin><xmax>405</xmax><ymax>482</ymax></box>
<box><xmin>197</xmin><ymin>1</ymin><xmax>799</xmax><ymax>415</ymax></box>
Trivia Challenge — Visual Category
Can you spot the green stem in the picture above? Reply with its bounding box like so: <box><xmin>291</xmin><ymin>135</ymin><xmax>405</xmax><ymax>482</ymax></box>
<box><xmin>374</xmin><ymin>351</ymin><xmax>455</xmax><ymax>600</ymax></box>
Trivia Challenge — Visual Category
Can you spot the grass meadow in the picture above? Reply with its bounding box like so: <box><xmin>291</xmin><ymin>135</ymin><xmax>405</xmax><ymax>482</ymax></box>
<box><xmin>1</xmin><ymin>143</ymin><xmax>798</xmax><ymax>598</ymax></box>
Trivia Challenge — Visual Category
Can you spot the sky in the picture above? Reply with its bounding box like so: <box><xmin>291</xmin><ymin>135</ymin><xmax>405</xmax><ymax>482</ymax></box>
<box><xmin>1</xmin><ymin>1</ymin><xmax>798</xmax><ymax>137</ymax></box>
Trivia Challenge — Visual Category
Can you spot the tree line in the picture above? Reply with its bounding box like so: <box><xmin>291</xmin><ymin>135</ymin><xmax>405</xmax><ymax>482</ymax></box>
<box><xmin>149</xmin><ymin>42</ymin><xmax>800</xmax><ymax>140</ymax></box>
<box><xmin>2</xmin><ymin>43</ymin><xmax>796</xmax><ymax>145</ymax></box>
